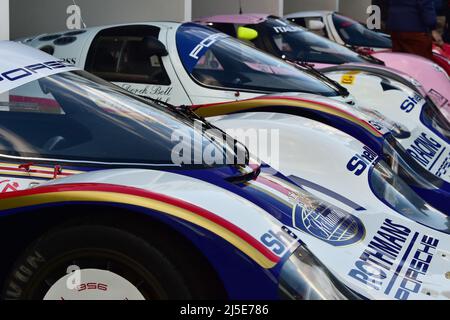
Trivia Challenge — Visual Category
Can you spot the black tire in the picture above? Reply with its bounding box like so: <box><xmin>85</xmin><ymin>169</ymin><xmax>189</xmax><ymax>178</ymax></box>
<box><xmin>2</xmin><ymin>223</ymin><xmax>223</xmax><ymax>300</ymax></box>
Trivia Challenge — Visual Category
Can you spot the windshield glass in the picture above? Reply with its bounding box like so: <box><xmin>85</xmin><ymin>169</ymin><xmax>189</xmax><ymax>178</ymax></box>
<box><xmin>370</xmin><ymin>161</ymin><xmax>450</xmax><ymax>234</ymax></box>
<box><xmin>0</xmin><ymin>70</ymin><xmax>239</xmax><ymax>167</ymax></box>
<box><xmin>257</xmin><ymin>18</ymin><xmax>365</xmax><ymax>64</ymax></box>
<box><xmin>332</xmin><ymin>14</ymin><xmax>392</xmax><ymax>48</ymax></box>
<box><xmin>176</xmin><ymin>23</ymin><xmax>339</xmax><ymax>97</ymax></box>
<box><xmin>421</xmin><ymin>98</ymin><xmax>450</xmax><ymax>141</ymax></box>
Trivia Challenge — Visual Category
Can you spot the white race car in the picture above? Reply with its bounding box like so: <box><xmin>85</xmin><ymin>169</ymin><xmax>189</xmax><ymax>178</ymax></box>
<box><xmin>22</xmin><ymin>22</ymin><xmax>450</xmax><ymax>210</ymax></box>
<box><xmin>0</xmin><ymin>41</ymin><xmax>449</xmax><ymax>300</ymax></box>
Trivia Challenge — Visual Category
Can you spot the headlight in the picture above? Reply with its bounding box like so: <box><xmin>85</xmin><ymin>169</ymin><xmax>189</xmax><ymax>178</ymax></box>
<box><xmin>278</xmin><ymin>244</ymin><xmax>360</xmax><ymax>300</ymax></box>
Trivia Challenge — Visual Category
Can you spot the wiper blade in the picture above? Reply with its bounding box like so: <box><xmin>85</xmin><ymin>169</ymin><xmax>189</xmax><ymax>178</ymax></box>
<box><xmin>284</xmin><ymin>57</ymin><xmax>350</xmax><ymax>97</ymax></box>
<box><xmin>138</xmin><ymin>95</ymin><xmax>252</xmax><ymax>166</ymax></box>
<box><xmin>345</xmin><ymin>45</ymin><xmax>385</xmax><ymax>65</ymax></box>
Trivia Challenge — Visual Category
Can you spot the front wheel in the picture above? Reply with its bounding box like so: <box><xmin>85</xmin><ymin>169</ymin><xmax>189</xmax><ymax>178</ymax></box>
<box><xmin>2</xmin><ymin>224</ymin><xmax>220</xmax><ymax>300</ymax></box>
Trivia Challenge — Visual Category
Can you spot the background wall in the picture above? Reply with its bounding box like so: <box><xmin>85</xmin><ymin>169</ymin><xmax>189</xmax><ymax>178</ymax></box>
<box><xmin>284</xmin><ymin>0</ymin><xmax>338</xmax><ymax>14</ymax></box>
<box><xmin>339</xmin><ymin>0</ymin><xmax>371</xmax><ymax>22</ymax></box>
<box><xmin>9</xmin><ymin>0</ymin><xmax>373</xmax><ymax>40</ymax></box>
<box><xmin>0</xmin><ymin>0</ymin><xmax>9</xmax><ymax>40</ymax></box>
<box><xmin>192</xmin><ymin>0</ymin><xmax>283</xmax><ymax>19</ymax></box>
<box><xmin>10</xmin><ymin>0</ymin><xmax>190</xmax><ymax>39</ymax></box>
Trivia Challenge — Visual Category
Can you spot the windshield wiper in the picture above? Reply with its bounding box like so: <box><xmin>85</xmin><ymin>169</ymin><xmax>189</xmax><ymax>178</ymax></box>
<box><xmin>283</xmin><ymin>57</ymin><xmax>350</xmax><ymax>97</ymax></box>
<box><xmin>137</xmin><ymin>95</ymin><xmax>251</xmax><ymax>166</ymax></box>
<box><xmin>345</xmin><ymin>45</ymin><xmax>385</xmax><ymax>65</ymax></box>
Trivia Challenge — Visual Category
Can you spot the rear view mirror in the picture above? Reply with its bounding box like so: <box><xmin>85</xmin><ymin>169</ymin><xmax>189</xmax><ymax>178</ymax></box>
<box><xmin>142</xmin><ymin>36</ymin><xmax>169</xmax><ymax>57</ymax></box>
<box><xmin>237</xmin><ymin>27</ymin><xmax>259</xmax><ymax>41</ymax></box>
<box><xmin>308</xmin><ymin>20</ymin><xmax>325</xmax><ymax>31</ymax></box>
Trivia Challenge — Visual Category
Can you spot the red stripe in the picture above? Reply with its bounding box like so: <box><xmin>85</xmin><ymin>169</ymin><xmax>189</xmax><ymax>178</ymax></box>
<box><xmin>256</xmin><ymin>176</ymin><xmax>292</xmax><ymax>197</ymax></box>
<box><xmin>10</xmin><ymin>95</ymin><xmax>61</xmax><ymax>108</ymax></box>
<box><xmin>0</xmin><ymin>166</ymin><xmax>73</xmax><ymax>177</ymax></box>
<box><xmin>193</xmin><ymin>96</ymin><xmax>381</xmax><ymax>136</ymax></box>
<box><xmin>0</xmin><ymin>183</ymin><xmax>280</xmax><ymax>263</ymax></box>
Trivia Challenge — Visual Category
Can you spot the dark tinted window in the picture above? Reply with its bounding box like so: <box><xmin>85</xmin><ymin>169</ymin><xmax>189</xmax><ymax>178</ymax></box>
<box><xmin>176</xmin><ymin>23</ymin><xmax>339</xmax><ymax>97</ymax></box>
<box><xmin>255</xmin><ymin>19</ymin><xmax>364</xmax><ymax>64</ymax></box>
<box><xmin>332</xmin><ymin>14</ymin><xmax>392</xmax><ymax>48</ymax></box>
<box><xmin>205</xmin><ymin>22</ymin><xmax>237</xmax><ymax>37</ymax></box>
<box><xmin>0</xmin><ymin>71</ymin><xmax>229</xmax><ymax>166</ymax></box>
<box><xmin>86</xmin><ymin>26</ymin><xmax>171</xmax><ymax>85</ymax></box>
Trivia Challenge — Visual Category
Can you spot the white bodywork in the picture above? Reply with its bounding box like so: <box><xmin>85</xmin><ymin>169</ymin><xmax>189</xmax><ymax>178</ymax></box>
<box><xmin>1</xmin><ymin>41</ymin><xmax>450</xmax><ymax>300</ymax></box>
<box><xmin>21</xmin><ymin>23</ymin><xmax>450</xmax><ymax>184</ymax></box>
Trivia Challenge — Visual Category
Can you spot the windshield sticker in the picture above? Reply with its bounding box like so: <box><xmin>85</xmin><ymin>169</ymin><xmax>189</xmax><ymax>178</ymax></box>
<box><xmin>0</xmin><ymin>60</ymin><xmax>78</xmax><ymax>94</ymax></box>
<box><xmin>177</xmin><ymin>23</ymin><xmax>230</xmax><ymax>73</ymax></box>
<box><xmin>349</xmin><ymin>219</ymin><xmax>440</xmax><ymax>300</ymax></box>
<box><xmin>189</xmin><ymin>33</ymin><xmax>228</xmax><ymax>60</ymax></box>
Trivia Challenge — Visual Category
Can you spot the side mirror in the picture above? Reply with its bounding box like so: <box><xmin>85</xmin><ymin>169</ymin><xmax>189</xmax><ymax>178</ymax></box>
<box><xmin>308</xmin><ymin>20</ymin><xmax>325</xmax><ymax>31</ymax></box>
<box><xmin>142</xmin><ymin>36</ymin><xmax>169</xmax><ymax>57</ymax></box>
<box><xmin>237</xmin><ymin>26</ymin><xmax>259</xmax><ymax>41</ymax></box>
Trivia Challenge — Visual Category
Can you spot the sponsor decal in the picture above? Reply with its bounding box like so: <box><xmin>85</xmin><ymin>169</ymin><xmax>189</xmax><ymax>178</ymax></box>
<box><xmin>273</xmin><ymin>25</ymin><xmax>301</xmax><ymax>33</ymax></box>
<box><xmin>400</xmin><ymin>94</ymin><xmax>422</xmax><ymax>113</ymax></box>
<box><xmin>260</xmin><ymin>226</ymin><xmax>299</xmax><ymax>257</ymax></box>
<box><xmin>291</xmin><ymin>193</ymin><xmax>365</xmax><ymax>246</ymax></box>
<box><xmin>435</xmin><ymin>153</ymin><xmax>450</xmax><ymax>178</ymax></box>
<box><xmin>406</xmin><ymin>133</ymin><xmax>446</xmax><ymax>170</ymax></box>
<box><xmin>347</xmin><ymin>146</ymin><xmax>379</xmax><ymax>176</ymax></box>
<box><xmin>189</xmin><ymin>33</ymin><xmax>228</xmax><ymax>60</ymax></box>
<box><xmin>61</xmin><ymin>58</ymin><xmax>77</xmax><ymax>65</ymax></box>
<box><xmin>0</xmin><ymin>60</ymin><xmax>70</xmax><ymax>84</ymax></box>
<box><xmin>118</xmin><ymin>84</ymin><xmax>173</xmax><ymax>103</ymax></box>
<box><xmin>349</xmin><ymin>219</ymin><xmax>439</xmax><ymax>300</ymax></box>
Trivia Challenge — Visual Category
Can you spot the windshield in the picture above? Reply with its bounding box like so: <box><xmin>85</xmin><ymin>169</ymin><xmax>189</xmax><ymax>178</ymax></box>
<box><xmin>176</xmin><ymin>23</ymin><xmax>339</xmax><ymax>97</ymax></box>
<box><xmin>332</xmin><ymin>14</ymin><xmax>392</xmax><ymax>48</ymax></box>
<box><xmin>421</xmin><ymin>98</ymin><xmax>450</xmax><ymax>141</ymax></box>
<box><xmin>0</xmin><ymin>70</ymin><xmax>240</xmax><ymax>167</ymax></box>
<box><xmin>370</xmin><ymin>161</ymin><xmax>450</xmax><ymax>234</ymax></box>
<box><xmin>257</xmin><ymin>18</ymin><xmax>365</xmax><ymax>64</ymax></box>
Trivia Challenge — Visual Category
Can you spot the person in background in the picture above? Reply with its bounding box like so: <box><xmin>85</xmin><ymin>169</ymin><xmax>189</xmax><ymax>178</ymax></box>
<box><xmin>444</xmin><ymin>0</ymin><xmax>450</xmax><ymax>42</ymax></box>
<box><xmin>372</xmin><ymin>0</ymin><xmax>389</xmax><ymax>32</ymax></box>
<box><xmin>388</xmin><ymin>0</ymin><xmax>444</xmax><ymax>60</ymax></box>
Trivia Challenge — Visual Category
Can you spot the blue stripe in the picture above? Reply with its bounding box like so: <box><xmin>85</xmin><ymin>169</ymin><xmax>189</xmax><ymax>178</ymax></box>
<box><xmin>288</xmin><ymin>175</ymin><xmax>366</xmax><ymax>211</ymax></box>
<box><xmin>384</xmin><ymin>232</ymin><xmax>419</xmax><ymax>295</ymax></box>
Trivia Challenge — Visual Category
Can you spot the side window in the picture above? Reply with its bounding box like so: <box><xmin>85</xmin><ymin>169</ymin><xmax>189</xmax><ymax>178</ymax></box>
<box><xmin>89</xmin><ymin>37</ymin><xmax>124</xmax><ymax>75</ymax></box>
<box><xmin>304</xmin><ymin>17</ymin><xmax>328</xmax><ymax>38</ymax></box>
<box><xmin>208</xmin><ymin>23</ymin><xmax>237</xmax><ymax>37</ymax></box>
<box><xmin>288</xmin><ymin>17</ymin><xmax>307</xmax><ymax>28</ymax></box>
<box><xmin>118</xmin><ymin>38</ymin><xmax>171</xmax><ymax>85</ymax></box>
<box><xmin>87</xmin><ymin>28</ymin><xmax>171</xmax><ymax>85</ymax></box>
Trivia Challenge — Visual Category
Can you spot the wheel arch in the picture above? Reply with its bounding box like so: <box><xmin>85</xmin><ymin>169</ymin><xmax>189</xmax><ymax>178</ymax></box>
<box><xmin>0</xmin><ymin>203</ymin><xmax>229</xmax><ymax>298</ymax></box>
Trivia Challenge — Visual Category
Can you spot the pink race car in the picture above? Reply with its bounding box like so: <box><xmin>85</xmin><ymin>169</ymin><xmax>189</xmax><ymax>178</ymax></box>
<box><xmin>196</xmin><ymin>14</ymin><xmax>450</xmax><ymax>121</ymax></box>
<box><xmin>284</xmin><ymin>11</ymin><xmax>450</xmax><ymax>76</ymax></box>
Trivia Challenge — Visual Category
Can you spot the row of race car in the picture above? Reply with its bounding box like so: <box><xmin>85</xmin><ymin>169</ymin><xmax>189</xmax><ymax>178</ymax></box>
<box><xmin>0</xmin><ymin>11</ymin><xmax>447</xmax><ymax>300</ymax></box>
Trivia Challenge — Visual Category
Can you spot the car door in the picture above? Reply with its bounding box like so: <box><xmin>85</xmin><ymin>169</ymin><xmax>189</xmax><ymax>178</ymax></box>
<box><xmin>0</xmin><ymin>82</ymin><xmax>83</xmax><ymax>193</ymax></box>
<box><xmin>84</xmin><ymin>25</ymin><xmax>190</xmax><ymax>105</ymax></box>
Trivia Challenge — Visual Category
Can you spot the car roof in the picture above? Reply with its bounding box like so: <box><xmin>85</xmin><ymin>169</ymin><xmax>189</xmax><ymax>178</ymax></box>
<box><xmin>195</xmin><ymin>14</ymin><xmax>270</xmax><ymax>25</ymax></box>
<box><xmin>284</xmin><ymin>10</ymin><xmax>333</xmax><ymax>19</ymax></box>
<box><xmin>19</xmin><ymin>21</ymin><xmax>182</xmax><ymax>43</ymax></box>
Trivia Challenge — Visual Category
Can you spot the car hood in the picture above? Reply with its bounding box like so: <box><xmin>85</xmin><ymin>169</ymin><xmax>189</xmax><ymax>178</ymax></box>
<box><xmin>41</xmin><ymin>166</ymin><xmax>450</xmax><ymax>300</ymax></box>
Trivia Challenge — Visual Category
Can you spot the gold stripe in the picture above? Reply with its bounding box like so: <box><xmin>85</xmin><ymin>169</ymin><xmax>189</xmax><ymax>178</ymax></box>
<box><xmin>195</xmin><ymin>99</ymin><xmax>381</xmax><ymax>137</ymax></box>
<box><xmin>0</xmin><ymin>191</ymin><xmax>277</xmax><ymax>269</ymax></box>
